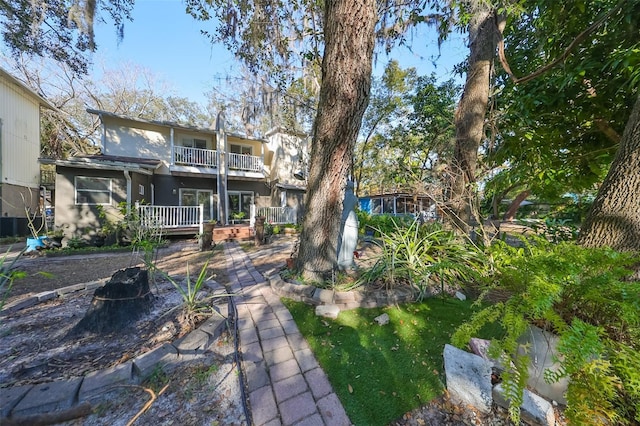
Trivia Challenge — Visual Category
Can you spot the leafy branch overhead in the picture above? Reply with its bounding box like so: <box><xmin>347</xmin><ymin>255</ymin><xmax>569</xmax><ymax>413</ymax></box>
<box><xmin>0</xmin><ymin>0</ymin><xmax>134</xmax><ymax>74</ymax></box>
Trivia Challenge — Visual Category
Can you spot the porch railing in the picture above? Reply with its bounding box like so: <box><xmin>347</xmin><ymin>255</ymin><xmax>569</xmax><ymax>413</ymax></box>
<box><xmin>257</xmin><ymin>206</ymin><xmax>296</xmax><ymax>224</ymax></box>
<box><xmin>137</xmin><ymin>203</ymin><xmax>204</xmax><ymax>234</ymax></box>
<box><xmin>228</xmin><ymin>152</ymin><xmax>263</xmax><ymax>172</ymax></box>
<box><xmin>173</xmin><ymin>146</ymin><xmax>218</xmax><ymax>168</ymax></box>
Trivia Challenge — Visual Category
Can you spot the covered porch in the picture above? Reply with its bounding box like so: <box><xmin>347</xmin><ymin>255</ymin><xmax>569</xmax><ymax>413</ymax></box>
<box><xmin>136</xmin><ymin>204</ymin><xmax>297</xmax><ymax>241</ymax></box>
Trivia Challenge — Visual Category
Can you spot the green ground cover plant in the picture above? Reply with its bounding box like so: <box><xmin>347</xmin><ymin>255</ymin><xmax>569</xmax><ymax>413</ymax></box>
<box><xmin>358</xmin><ymin>221</ymin><xmax>484</xmax><ymax>299</ymax></box>
<box><xmin>453</xmin><ymin>237</ymin><xmax>640</xmax><ymax>424</ymax></box>
<box><xmin>283</xmin><ymin>297</ymin><xmax>499</xmax><ymax>426</ymax></box>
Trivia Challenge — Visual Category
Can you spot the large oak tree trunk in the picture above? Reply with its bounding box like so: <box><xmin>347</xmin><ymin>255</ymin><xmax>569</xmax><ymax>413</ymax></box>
<box><xmin>447</xmin><ymin>5</ymin><xmax>503</xmax><ymax>231</ymax></box>
<box><xmin>297</xmin><ymin>0</ymin><xmax>375</xmax><ymax>281</ymax></box>
<box><xmin>579</xmin><ymin>94</ymin><xmax>640</xmax><ymax>250</ymax></box>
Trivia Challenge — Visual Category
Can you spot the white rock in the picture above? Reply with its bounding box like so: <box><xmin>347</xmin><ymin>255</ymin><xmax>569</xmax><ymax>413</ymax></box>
<box><xmin>517</xmin><ymin>325</ymin><xmax>568</xmax><ymax>405</ymax></box>
<box><xmin>374</xmin><ymin>313</ymin><xmax>390</xmax><ymax>325</ymax></box>
<box><xmin>455</xmin><ymin>291</ymin><xmax>467</xmax><ymax>301</ymax></box>
<box><xmin>315</xmin><ymin>304</ymin><xmax>340</xmax><ymax>319</ymax></box>
<box><xmin>493</xmin><ymin>383</ymin><xmax>556</xmax><ymax>426</ymax></box>
<box><xmin>443</xmin><ymin>344</ymin><xmax>493</xmax><ymax>413</ymax></box>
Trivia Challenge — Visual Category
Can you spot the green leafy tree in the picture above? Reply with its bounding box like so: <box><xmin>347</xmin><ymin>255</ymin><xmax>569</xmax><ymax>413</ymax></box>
<box><xmin>484</xmin><ymin>0</ymin><xmax>638</xmax><ymax>220</ymax></box>
<box><xmin>354</xmin><ymin>60</ymin><xmax>417</xmax><ymax>196</ymax></box>
<box><xmin>0</xmin><ymin>0</ymin><xmax>133</xmax><ymax>74</ymax></box>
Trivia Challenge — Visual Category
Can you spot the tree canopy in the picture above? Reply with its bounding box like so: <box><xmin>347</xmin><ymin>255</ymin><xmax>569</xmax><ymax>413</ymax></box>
<box><xmin>0</xmin><ymin>0</ymin><xmax>134</xmax><ymax>74</ymax></box>
<box><xmin>485</xmin><ymin>0</ymin><xmax>640</xmax><ymax>211</ymax></box>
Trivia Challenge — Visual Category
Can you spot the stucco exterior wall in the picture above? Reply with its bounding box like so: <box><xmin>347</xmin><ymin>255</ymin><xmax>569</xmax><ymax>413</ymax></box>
<box><xmin>102</xmin><ymin>117</ymin><xmax>171</xmax><ymax>162</ymax></box>
<box><xmin>54</xmin><ymin>167</ymin><xmax>127</xmax><ymax>237</ymax></box>
<box><xmin>100</xmin><ymin>115</ymin><xmax>217</xmax><ymax>177</ymax></box>
<box><xmin>266</xmin><ymin>132</ymin><xmax>308</xmax><ymax>186</ymax></box>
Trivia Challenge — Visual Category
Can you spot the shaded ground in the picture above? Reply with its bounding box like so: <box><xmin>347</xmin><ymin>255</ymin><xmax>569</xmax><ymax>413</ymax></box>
<box><xmin>1</xmin><ymin>233</ymin><xmax>559</xmax><ymax>425</ymax></box>
<box><xmin>1</xmin><ymin>237</ymin><xmax>293</xmax><ymax>426</ymax></box>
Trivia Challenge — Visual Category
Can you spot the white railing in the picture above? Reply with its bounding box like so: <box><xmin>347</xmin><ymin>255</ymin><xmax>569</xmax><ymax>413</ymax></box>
<box><xmin>228</xmin><ymin>152</ymin><xmax>263</xmax><ymax>172</ymax></box>
<box><xmin>173</xmin><ymin>146</ymin><xmax>218</xmax><ymax>168</ymax></box>
<box><xmin>257</xmin><ymin>206</ymin><xmax>296</xmax><ymax>224</ymax></box>
<box><xmin>137</xmin><ymin>203</ymin><xmax>204</xmax><ymax>234</ymax></box>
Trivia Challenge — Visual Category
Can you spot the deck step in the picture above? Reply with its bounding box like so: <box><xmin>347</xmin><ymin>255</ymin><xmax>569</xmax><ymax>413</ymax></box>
<box><xmin>213</xmin><ymin>226</ymin><xmax>253</xmax><ymax>242</ymax></box>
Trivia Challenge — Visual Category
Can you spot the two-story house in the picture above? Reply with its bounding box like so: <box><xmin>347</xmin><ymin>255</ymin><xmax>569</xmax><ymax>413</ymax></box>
<box><xmin>46</xmin><ymin>109</ymin><xmax>308</xmax><ymax>239</ymax></box>
<box><xmin>0</xmin><ymin>67</ymin><xmax>55</xmax><ymax>237</ymax></box>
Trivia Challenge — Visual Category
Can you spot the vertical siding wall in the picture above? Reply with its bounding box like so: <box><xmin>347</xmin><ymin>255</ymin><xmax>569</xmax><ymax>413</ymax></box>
<box><xmin>0</xmin><ymin>78</ymin><xmax>40</xmax><ymax>189</ymax></box>
<box><xmin>104</xmin><ymin>121</ymin><xmax>171</xmax><ymax>161</ymax></box>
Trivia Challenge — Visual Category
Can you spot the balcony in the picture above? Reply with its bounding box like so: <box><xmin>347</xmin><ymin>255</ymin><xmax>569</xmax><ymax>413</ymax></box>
<box><xmin>172</xmin><ymin>145</ymin><xmax>218</xmax><ymax>168</ymax></box>
<box><xmin>228</xmin><ymin>152</ymin><xmax>263</xmax><ymax>172</ymax></box>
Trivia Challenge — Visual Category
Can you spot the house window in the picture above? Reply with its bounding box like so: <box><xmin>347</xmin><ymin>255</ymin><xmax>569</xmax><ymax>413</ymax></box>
<box><xmin>139</xmin><ymin>184</ymin><xmax>145</xmax><ymax>196</ymax></box>
<box><xmin>180</xmin><ymin>189</ymin><xmax>214</xmax><ymax>221</ymax></box>
<box><xmin>230</xmin><ymin>144</ymin><xmax>252</xmax><ymax>155</ymax></box>
<box><xmin>371</xmin><ymin>198</ymin><xmax>382</xmax><ymax>214</ymax></box>
<box><xmin>75</xmin><ymin>176</ymin><xmax>112</xmax><ymax>205</ymax></box>
<box><xmin>182</xmin><ymin>138</ymin><xmax>207</xmax><ymax>149</ymax></box>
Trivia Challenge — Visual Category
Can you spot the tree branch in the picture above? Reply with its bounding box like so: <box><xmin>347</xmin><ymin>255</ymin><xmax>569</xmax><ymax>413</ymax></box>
<box><xmin>498</xmin><ymin>0</ymin><xmax>627</xmax><ymax>85</ymax></box>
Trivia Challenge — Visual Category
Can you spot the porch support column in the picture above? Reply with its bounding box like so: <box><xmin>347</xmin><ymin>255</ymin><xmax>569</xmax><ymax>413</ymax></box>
<box><xmin>170</xmin><ymin>128</ymin><xmax>175</xmax><ymax>166</ymax></box>
<box><xmin>216</xmin><ymin>112</ymin><xmax>228</xmax><ymax>225</ymax></box>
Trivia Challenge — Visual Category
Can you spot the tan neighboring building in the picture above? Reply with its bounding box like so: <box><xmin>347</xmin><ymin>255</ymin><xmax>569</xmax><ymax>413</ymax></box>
<box><xmin>0</xmin><ymin>68</ymin><xmax>54</xmax><ymax>236</ymax></box>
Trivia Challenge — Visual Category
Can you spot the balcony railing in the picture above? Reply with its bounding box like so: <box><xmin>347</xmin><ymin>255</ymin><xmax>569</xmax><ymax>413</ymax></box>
<box><xmin>228</xmin><ymin>152</ymin><xmax>263</xmax><ymax>172</ymax></box>
<box><xmin>137</xmin><ymin>203</ymin><xmax>204</xmax><ymax>234</ymax></box>
<box><xmin>173</xmin><ymin>146</ymin><xmax>218</xmax><ymax>168</ymax></box>
<box><xmin>257</xmin><ymin>206</ymin><xmax>296</xmax><ymax>224</ymax></box>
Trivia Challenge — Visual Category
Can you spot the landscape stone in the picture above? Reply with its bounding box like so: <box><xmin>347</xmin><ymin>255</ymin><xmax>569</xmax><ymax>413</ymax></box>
<box><xmin>174</xmin><ymin>329</ymin><xmax>210</xmax><ymax>353</ymax></box>
<box><xmin>57</xmin><ymin>283</ymin><xmax>89</xmax><ymax>294</ymax></box>
<box><xmin>493</xmin><ymin>383</ymin><xmax>555</xmax><ymax>426</ymax></box>
<box><xmin>249</xmin><ymin>385</ymin><xmax>278</xmax><ymax>426</ymax></box>
<box><xmin>0</xmin><ymin>385</ymin><xmax>32</xmax><ymax>417</ymax></box>
<box><xmin>279</xmin><ymin>391</ymin><xmax>316</xmax><ymax>425</ymax></box>
<box><xmin>517</xmin><ymin>325</ymin><xmax>568</xmax><ymax>405</ymax></box>
<box><xmin>35</xmin><ymin>291</ymin><xmax>58</xmax><ymax>302</ymax></box>
<box><xmin>315</xmin><ymin>304</ymin><xmax>340</xmax><ymax>319</ymax></box>
<box><xmin>317</xmin><ymin>393</ymin><xmax>351</xmax><ymax>426</ymax></box>
<box><xmin>2</xmin><ymin>296</ymin><xmax>38</xmax><ymax>313</ymax></box>
<box><xmin>78</xmin><ymin>361</ymin><xmax>133</xmax><ymax>401</ymax></box>
<box><xmin>443</xmin><ymin>344</ymin><xmax>493</xmax><ymax>413</ymax></box>
<box><xmin>198</xmin><ymin>314</ymin><xmax>227</xmax><ymax>338</ymax></box>
<box><xmin>312</xmin><ymin>287</ymin><xmax>335</xmax><ymax>304</ymax></box>
<box><xmin>12</xmin><ymin>377</ymin><xmax>83</xmax><ymax>417</ymax></box>
<box><xmin>132</xmin><ymin>343</ymin><xmax>178</xmax><ymax>378</ymax></box>
<box><xmin>374</xmin><ymin>313</ymin><xmax>390</xmax><ymax>325</ymax></box>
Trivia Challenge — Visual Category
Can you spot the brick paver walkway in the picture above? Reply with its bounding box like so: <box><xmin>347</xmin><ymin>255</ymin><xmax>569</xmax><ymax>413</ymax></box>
<box><xmin>224</xmin><ymin>242</ymin><xmax>351</xmax><ymax>426</ymax></box>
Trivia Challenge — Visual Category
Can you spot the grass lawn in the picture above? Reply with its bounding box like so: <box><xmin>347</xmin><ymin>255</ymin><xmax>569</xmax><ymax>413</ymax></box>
<box><xmin>284</xmin><ymin>297</ymin><xmax>494</xmax><ymax>426</ymax></box>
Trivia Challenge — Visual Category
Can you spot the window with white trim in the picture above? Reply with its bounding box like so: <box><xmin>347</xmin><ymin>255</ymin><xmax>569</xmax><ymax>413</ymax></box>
<box><xmin>182</xmin><ymin>138</ymin><xmax>207</xmax><ymax>149</ymax></box>
<box><xmin>75</xmin><ymin>177</ymin><xmax>112</xmax><ymax>205</ymax></box>
<box><xmin>230</xmin><ymin>144</ymin><xmax>252</xmax><ymax>155</ymax></box>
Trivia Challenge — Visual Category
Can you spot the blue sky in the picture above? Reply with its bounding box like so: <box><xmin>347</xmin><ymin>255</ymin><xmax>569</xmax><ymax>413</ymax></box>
<box><xmin>93</xmin><ymin>0</ymin><xmax>467</xmax><ymax>106</ymax></box>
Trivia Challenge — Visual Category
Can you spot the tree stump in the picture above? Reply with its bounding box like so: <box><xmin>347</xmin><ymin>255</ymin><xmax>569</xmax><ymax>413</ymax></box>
<box><xmin>72</xmin><ymin>267</ymin><xmax>154</xmax><ymax>334</ymax></box>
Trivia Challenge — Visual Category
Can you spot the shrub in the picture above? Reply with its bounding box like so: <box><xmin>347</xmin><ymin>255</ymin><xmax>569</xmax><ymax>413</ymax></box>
<box><xmin>453</xmin><ymin>237</ymin><xmax>640</xmax><ymax>424</ymax></box>
<box><xmin>358</xmin><ymin>220</ymin><xmax>484</xmax><ymax>299</ymax></box>
<box><xmin>357</xmin><ymin>212</ymin><xmax>415</xmax><ymax>237</ymax></box>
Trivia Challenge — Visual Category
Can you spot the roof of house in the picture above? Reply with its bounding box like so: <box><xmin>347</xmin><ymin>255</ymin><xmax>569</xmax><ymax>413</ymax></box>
<box><xmin>0</xmin><ymin>67</ymin><xmax>56</xmax><ymax>110</ymax></box>
<box><xmin>87</xmin><ymin>108</ymin><xmax>268</xmax><ymax>143</ymax></box>
<box><xmin>41</xmin><ymin>155</ymin><xmax>162</xmax><ymax>175</ymax></box>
